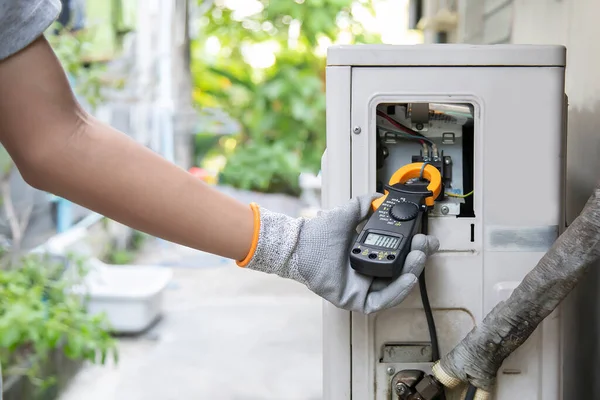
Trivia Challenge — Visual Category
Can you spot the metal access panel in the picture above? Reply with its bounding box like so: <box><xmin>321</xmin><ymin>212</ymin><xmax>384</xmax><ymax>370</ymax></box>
<box><xmin>322</xmin><ymin>44</ymin><xmax>567</xmax><ymax>400</ymax></box>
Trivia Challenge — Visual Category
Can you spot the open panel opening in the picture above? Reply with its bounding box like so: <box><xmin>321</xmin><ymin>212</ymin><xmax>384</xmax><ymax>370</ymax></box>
<box><xmin>375</xmin><ymin>102</ymin><xmax>475</xmax><ymax>218</ymax></box>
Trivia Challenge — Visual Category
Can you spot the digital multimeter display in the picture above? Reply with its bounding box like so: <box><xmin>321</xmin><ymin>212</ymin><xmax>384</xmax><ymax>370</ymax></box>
<box><xmin>350</xmin><ymin>164</ymin><xmax>439</xmax><ymax>279</ymax></box>
<box><xmin>363</xmin><ymin>232</ymin><xmax>401</xmax><ymax>249</ymax></box>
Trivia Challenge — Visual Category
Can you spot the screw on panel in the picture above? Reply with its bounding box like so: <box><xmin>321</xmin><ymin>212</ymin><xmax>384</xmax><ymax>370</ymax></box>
<box><xmin>395</xmin><ymin>383</ymin><xmax>409</xmax><ymax>396</ymax></box>
<box><xmin>353</xmin><ymin>126</ymin><xmax>361</xmax><ymax>134</ymax></box>
<box><xmin>441</xmin><ymin>206</ymin><xmax>449</xmax><ymax>215</ymax></box>
<box><xmin>386</xmin><ymin>367</ymin><xmax>396</xmax><ymax>376</ymax></box>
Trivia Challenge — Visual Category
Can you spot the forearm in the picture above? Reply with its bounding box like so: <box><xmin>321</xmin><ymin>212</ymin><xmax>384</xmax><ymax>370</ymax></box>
<box><xmin>38</xmin><ymin>117</ymin><xmax>254</xmax><ymax>260</ymax></box>
<box><xmin>0</xmin><ymin>36</ymin><xmax>253</xmax><ymax>260</ymax></box>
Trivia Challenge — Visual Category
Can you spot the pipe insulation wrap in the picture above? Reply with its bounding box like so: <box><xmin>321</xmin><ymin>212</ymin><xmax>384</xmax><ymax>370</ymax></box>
<box><xmin>460</xmin><ymin>385</ymin><xmax>491</xmax><ymax>400</ymax></box>
<box><xmin>434</xmin><ymin>186</ymin><xmax>600</xmax><ymax>392</ymax></box>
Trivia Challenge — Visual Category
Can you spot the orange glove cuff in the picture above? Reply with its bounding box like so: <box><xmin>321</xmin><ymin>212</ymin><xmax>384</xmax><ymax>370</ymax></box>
<box><xmin>236</xmin><ymin>202</ymin><xmax>260</xmax><ymax>267</ymax></box>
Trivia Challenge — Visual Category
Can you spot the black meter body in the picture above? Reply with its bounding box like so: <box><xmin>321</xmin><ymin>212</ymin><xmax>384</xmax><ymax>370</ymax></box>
<box><xmin>349</xmin><ymin>162</ymin><xmax>442</xmax><ymax>279</ymax></box>
<box><xmin>350</xmin><ymin>182</ymin><xmax>431</xmax><ymax>279</ymax></box>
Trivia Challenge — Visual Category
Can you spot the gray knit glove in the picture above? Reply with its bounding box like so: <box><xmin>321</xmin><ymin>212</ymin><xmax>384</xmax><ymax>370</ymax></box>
<box><xmin>237</xmin><ymin>194</ymin><xmax>439</xmax><ymax>314</ymax></box>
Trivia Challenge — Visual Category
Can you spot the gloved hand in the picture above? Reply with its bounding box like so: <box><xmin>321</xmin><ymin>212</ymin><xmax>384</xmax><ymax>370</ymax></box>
<box><xmin>236</xmin><ymin>193</ymin><xmax>440</xmax><ymax>314</ymax></box>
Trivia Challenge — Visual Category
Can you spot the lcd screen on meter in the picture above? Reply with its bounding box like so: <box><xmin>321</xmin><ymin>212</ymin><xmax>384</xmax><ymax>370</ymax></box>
<box><xmin>364</xmin><ymin>232</ymin><xmax>400</xmax><ymax>249</ymax></box>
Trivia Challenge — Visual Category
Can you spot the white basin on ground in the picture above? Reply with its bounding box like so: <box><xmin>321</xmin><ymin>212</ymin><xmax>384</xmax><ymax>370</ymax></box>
<box><xmin>72</xmin><ymin>258</ymin><xmax>173</xmax><ymax>334</ymax></box>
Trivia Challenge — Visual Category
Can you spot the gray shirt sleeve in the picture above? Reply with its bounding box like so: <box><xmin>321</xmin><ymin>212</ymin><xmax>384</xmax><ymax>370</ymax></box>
<box><xmin>0</xmin><ymin>0</ymin><xmax>61</xmax><ymax>61</ymax></box>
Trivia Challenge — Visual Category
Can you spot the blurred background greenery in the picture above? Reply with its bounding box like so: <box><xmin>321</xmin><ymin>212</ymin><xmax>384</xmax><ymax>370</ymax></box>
<box><xmin>190</xmin><ymin>0</ymin><xmax>381</xmax><ymax>196</ymax></box>
<box><xmin>42</xmin><ymin>0</ymin><xmax>417</xmax><ymax>198</ymax></box>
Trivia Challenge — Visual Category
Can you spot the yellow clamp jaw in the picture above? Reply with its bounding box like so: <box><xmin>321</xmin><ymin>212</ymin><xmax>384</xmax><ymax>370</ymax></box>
<box><xmin>372</xmin><ymin>163</ymin><xmax>442</xmax><ymax>211</ymax></box>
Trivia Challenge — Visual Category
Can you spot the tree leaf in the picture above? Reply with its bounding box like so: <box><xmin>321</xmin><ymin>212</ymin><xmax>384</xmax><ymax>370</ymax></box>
<box><xmin>207</xmin><ymin>66</ymin><xmax>255</xmax><ymax>91</ymax></box>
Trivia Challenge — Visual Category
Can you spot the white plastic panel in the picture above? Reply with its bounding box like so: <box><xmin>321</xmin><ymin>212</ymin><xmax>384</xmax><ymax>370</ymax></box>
<box><xmin>322</xmin><ymin>66</ymin><xmax>353</xmax><ymax>400</ymax></box>
<box><xmin>343</xmin><ymin>63</ymin><xmax>564</xmax><ymax>400</ymax></box>
<box><xmin>327</xmin><ymin>44</ymin><xmax>566</xmax><ymax>67</ymax></box>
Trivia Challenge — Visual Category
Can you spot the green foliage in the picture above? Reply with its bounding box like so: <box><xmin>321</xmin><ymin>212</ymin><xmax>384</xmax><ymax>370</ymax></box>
<box><xmin>191</xmin><ymin>0</ymin><xmax>379</xmax><ymax>194</ymax></box>
<box><xmin>0</xmin><ymin>253</ymin><xmax>117</xmax><ymax>389</ymax></box>
<box><xmin>102</xmin><ymin>230</ymin><xmax>147</xmax><ymax>265</ymax></box>
<box><xmin>46</xmin><ymin>23</ymin><xmax>108</xmax><ymax>110</ymax></box>
<box><xmin>195</xmin><ymin>133</ymin><xmax>224</xmax><ymax>163</ymax></box>
<box><xmin>219</xmin><ymin>141</ymin><xmax>302</xmax><ymax>196</ymax></box>
<box><xmin>104</xmin><ymin>250</ymin><xmax>135</xmax><ymax>265</ymax></box>
<box><xmin>0</xmin><ymin>146</ymin><xmax>13</xmax><ymax>184</ymax></box>
<box><xmin>128</xmin><ymin>230</ymin><xmax>147</xmax><ymax>252</ymax></box>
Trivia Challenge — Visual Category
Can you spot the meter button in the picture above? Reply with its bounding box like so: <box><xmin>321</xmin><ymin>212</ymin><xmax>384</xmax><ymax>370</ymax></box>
<box><xmin>390</xmin><ymin>202</ymin><xmax>419</xmax><ymax>221</ymax></box>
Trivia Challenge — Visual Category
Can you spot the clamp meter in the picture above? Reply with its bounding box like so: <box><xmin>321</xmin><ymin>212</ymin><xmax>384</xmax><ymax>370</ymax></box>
<box><xmin>350</xmin><ymin>163</ymin><xmax>442</xmax><ymax>279</ymax></box>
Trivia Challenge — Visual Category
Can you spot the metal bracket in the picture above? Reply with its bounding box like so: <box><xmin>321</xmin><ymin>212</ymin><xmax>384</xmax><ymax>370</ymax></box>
<box><xmin>390</xmin><ymin>370</ymin><xmax>445</xmax><ymax>400</ymax></box>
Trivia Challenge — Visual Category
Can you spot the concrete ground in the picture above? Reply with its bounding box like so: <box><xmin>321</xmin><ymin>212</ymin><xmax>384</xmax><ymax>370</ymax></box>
<box><xmin>59</xmin><ymin>239</ymin><xmax>323</xmax><ymax>400</ymax></box>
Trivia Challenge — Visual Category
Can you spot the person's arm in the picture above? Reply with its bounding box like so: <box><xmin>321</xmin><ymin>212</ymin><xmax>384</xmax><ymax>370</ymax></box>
<box><xmin>0</xmin><ymin>26</ymin><xmax>439</xmax><ymax>315</ymax></box>
<box><xmin>0</xmin><ymin>35</ymin><xmax>254</xmax><ymax>261</ymax></box>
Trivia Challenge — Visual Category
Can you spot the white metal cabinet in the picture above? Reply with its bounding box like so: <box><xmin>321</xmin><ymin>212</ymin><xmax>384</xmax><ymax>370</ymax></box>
<box><xmin>322</xmin><ymin>44</ymin><xmax>566</xmax><ymax>400</ymax></box>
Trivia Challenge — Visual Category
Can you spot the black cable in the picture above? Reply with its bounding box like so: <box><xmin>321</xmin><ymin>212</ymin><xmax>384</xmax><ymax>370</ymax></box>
<box><xmin>419</xmin><ymin>213</ymin><xmax>445</xmax><ymax>400</ymax></box>
<box><xmin>464</xmin><ymin>384</ymin><xmax>477</xmax><ymax>400</ymax></box>
<box><xmin>419</xmin><ymin>213</ymin><xmax>440</xmax><ymax>361</ymax></box>
<box><xmin>419</xmin><ymin>275</ymin><xmax>439</xmax><ymax>359</ymax></box>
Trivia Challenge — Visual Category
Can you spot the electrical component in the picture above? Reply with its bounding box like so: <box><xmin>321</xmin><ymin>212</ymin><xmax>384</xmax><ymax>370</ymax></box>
<box><xmin>376</xmin><ymin>104</ymin><xmax>475</xmax><ymax>217</ymax></box>
<box><xmin>391</xmin><ymin>369</ymin><xmax>445</xmax><ymax>400</ymax></box>
<box><xmin>368</xmin><ymin>103</ymin><xmax>474</xmax><ymax>397</ymax></box>
<box><xmin>350</xmin><ymin>163</ymin><xmax>442</xmax><ymax>278</ymax></box>
<box><xmin>353</xmin><ymin>163</ymin><xmax>445</xmax><ymax>400</ymax></box>
<box><xmin>407</xmin><ymin>103</ymin><xmax>474</xmax><ymax>126</ymax></box>
<box><xmin>324</xmin><ymin>43</ymin><xmax>566</xmax><ymax>400</ymax></box>
<box><xmin>410</xmin><ymin>153</ymin><xmax>452</xmax><ymax>201</ymax></box>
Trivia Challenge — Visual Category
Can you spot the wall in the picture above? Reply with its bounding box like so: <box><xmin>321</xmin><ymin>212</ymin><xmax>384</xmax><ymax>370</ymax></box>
<box><xmin>507</xmin><ymin>2</ymin><xmax>600</xmax><ymax>399</ymax></box>
<box><xmin>454</xmin><ymin>1</ymin><xmax>600</xmax><ymax>220</ymax></box>
<box><xmin>456</xmin><ymin>0</ymin><xmax>514</xmax><ymax>44</ymax></box>
<box><xmin>418</xmin><ymin>0</ymin><xmax>600</xmax><ymax>398</ymax></box>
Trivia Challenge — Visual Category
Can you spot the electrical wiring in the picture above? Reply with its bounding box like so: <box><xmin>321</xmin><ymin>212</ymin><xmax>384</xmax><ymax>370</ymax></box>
<box><xmin>419</xmin><ymin>161</ymin><xmax>430</xmax><ymax>179</ymax></box>
<box><xmin>420</xmin><ymin>213</ymin><xmax>441</xmax><ymax>362</ymax></box>
<box><xmin>381</xmin><ymin>129</ymin><xmax>432</xmax><ymax>159</ymax></box>
<box><xmin>464</xmin><ymin>384</ymin><xmax>477</xmax><ymax>400</ymax></box>
<box><xmin>376</xmin><ymin>110</ymin><xmax>427</xmax><ymax>140</ymax></box>
<box><xmin>445</xmin><ymin>190</ymin><xmax>474</xmax><ymax>198</ymax></box>
<box><xmin>377</xmin><ymin>111</ymin><xmax>441</xmax><ymax>162</ymax></box>
<box><xmin>421</xmin><ymin>165</ymin><xmax>447</xmax><ymax>400</ymax></box>
<box><xmin>382</xmin><ymin>129</ymin><xmax>435</xmax><ymax>145</ymax></box>
<box><xmin>377</xmin><ymin>112</ymin><xmax>458</xmax><ymax>377</ymax></box>
<box><xmin>419</xmin><ymin>272</ymin><xmax>440</xmax><ymax>360</ymax></box>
